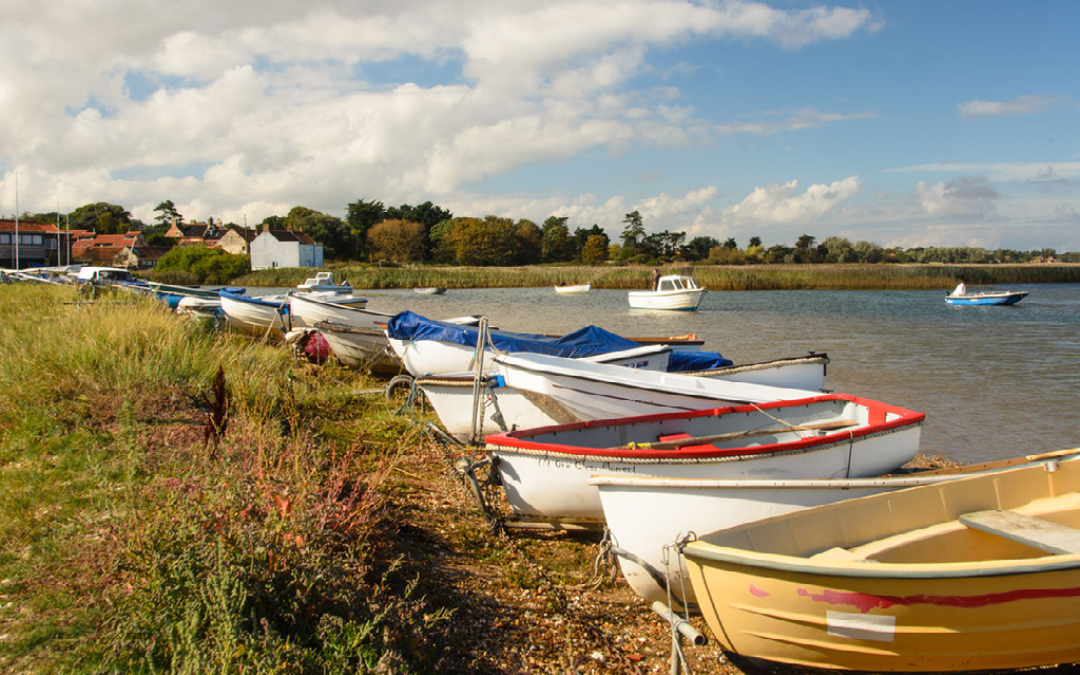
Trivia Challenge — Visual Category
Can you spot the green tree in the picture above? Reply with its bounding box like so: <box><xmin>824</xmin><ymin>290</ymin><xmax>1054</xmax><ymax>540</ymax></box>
<box><xmin>447</xmin><ymin>216</ymin><xmax>517</xmax><ymax>266</ymax></box>
<box><xmin>620</xmin><ymin>211</ymin><xmax>645</xmax><ymax>250</ymax></box>
<box><xmin>687</xmin><ymin>236</ymin><xmax>719</xmax><ymax>259</ymax></box>
<box><xmin>154</xmin><ymin>200</ymin><xmax>182</xmax><ymax>228</ymax></box>
<box><xmin>821</xmin><ymin>236</ymin><xmax>853</xmax><ymax>263</ymax></box>
<box><xmin>748</xmin><ymin>236</ymin><xmax>762</xmax><ymax>248</ymax></box>
<box><xmin>512</xmin><ymin>219</ymin><xmax>543</xmax><ymax>265</ymax></box>
<box><xmin>367</xmin><ymin>219</ymin><xmax>425</xmax><ymax>262</ymax></box>
<box><xmin>853</xmin><ymin>240</ymin><xmax>884</xmax><ymax>263</ymax></box>
<box><xmin>386</xmin><ymin>201</ymin><xmax>453</xmax><ymax>258</ymax></box>
<box><xmin>284</xmin><ymin>207</ymin><xmax>356</xmax><ymax>261</ymax></box>
<box><xmin>581</xmin><ymin>234</ymin><xmax>608</xmax><ymax>265</ymax></box>
<box><xmin>541</xmin><ymin>216</ymin><xmax>574</xmax><ymax>263</ymax></box>
<box><xmin>345</xmin><ymin>199</ymin><xmax>386</xmax><ymax>260</ymax></box>
<box><xmin>69</xmin><ymin>202</ymin><xmax>135</xmax><ymax>234</ymax></box>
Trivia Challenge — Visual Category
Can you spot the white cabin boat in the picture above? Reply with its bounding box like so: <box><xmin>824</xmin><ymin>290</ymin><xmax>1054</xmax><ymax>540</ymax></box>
<box><xmin>628</xmin><ymin>274</ymin><xmax>705</xmax><ymax>311</ymax></box>
<box><xmin>297</xmin><ymin>271</ymin><xmax>352</xmax><ymax>293</ymax></box>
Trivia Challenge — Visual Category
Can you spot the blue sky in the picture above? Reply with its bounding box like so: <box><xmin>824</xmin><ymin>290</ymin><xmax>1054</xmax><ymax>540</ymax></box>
<box><xmin>1</xmin><ymin>0</ymin><xmax>1078</xmax><ymax>251</ymax></box>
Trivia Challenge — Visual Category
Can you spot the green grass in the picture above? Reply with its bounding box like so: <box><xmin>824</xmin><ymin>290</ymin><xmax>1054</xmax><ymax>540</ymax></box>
<box><xmin>0</xmin><ymin>284</ymin><xmax>448</xmax><ymax>674</ymax></box>
<box><xmin>233</xmin><ymin>262</ymin><xmax>1080</xmax><ymax>290</ymax></box>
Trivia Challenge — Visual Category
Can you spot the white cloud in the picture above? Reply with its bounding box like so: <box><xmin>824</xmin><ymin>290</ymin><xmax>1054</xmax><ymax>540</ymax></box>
<box><xmin>0</xmin><ymin>0</ymin><xmax>878</xmax><ymax>229</ymax></box>
<box><xmin>914</xmin><ymin>177</ymin><xmax>998</xmax><ymax>218</ymax></box>
<box><xmin>887</xmin><ymin>161</ymin><xmax>1080</xmax><ymax>184</ymax></box>
<box><xmin>716</xmin><ymin>108</ymin><xmax>876</xmax><ymax>135</ymax></box>
<box><xmin>721</xmin><ymin>176</ymin><xmax>861</xmax><ymax>226</ymax></box>
<box><xmin>958</xmin><ymin>94</ymin><xmax>1055</xmax><ymax>117</ymax></box>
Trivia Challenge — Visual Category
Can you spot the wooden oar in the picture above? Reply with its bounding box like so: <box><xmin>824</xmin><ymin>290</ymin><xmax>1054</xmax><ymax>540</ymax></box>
<box><xmin>615</xmin><ymin>418</ymin><xmax>859</xmax><ymax>451</ymax></box>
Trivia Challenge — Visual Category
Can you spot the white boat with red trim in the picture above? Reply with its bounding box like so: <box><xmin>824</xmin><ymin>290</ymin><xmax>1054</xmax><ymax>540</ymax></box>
<box><xmin>484</xmin><ymin>393</ymin><xmax>924</xmax><ymax>525</ymax></box>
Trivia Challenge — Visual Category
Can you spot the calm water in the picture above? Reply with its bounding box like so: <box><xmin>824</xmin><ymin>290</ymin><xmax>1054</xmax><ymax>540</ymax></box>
<box><xmin>354</xmin><ymin>284</ymin><xmax>1079</xmax><ymax>465</ymax></box>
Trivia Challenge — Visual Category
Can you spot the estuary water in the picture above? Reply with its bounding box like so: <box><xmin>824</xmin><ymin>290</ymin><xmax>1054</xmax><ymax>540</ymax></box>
<box><xmin>357</xmin><ymin>283</ymin><xmax>1080</xmax><ymax>465</ymax></box>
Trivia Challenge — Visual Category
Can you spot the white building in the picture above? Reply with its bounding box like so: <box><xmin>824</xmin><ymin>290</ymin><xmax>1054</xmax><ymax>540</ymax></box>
<box><xmin>249</xmin><ymin>226</ymin><xmax>324</xmax><ymax>270</ymax></box>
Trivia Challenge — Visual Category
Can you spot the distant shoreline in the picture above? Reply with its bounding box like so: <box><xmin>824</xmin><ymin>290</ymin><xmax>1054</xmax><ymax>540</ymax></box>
<box><xmin>234</xmin><ymin>262</ymin><xmax>1080</xmax><ymax>291</ymax></box>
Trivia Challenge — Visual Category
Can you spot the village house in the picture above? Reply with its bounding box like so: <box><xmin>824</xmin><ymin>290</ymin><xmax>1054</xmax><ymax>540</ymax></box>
<box><xmin>249</xmin><ymin>224</ymin><xmax>323</xmax><ymax>270</ymax></box>
<box><xmin>113</xmin><ymin>244</ymin><xmax>169</xmax><ymax>270</ymax></box>
<box><xmin>71</xmin><ymin>231</ymin><xmax>148</xmax><ymax>266</ymax></box>
<box><xmin>0</xmin><ymin>219</ymin><xmax>82</xmax><ymax>268</ymax></box>
<box><xmin>215</xmin><ymin>227</ymin><xmax>259</xmax><ymax>255</ymax></box>
<box><xmin>164</xmin><ymin>219</ymin><xmax>228</xmax><ymax>247</ymax></box>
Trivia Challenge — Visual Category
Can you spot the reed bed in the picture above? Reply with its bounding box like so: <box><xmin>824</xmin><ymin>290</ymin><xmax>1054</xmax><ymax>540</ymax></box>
<box><xmin>235</xmin><ymin>263</ymin><xmax>1080</xmax><ymax>290</ymax></box>
<box><xmin>0</xmin><ymin>284</ymin><xmax>448</xmax><ymax>674</ymax></box>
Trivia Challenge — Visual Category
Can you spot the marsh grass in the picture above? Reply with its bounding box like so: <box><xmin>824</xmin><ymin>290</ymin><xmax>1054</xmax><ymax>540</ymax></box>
<box><xmin>235</xmin><ymin>263</ymin><xmax>1080</xmax><ymax>291</ymax></box>
<box><xmin>0</xmin><ymin>284</ymin><xmax>450</xmax><ymax>674</ymax></box>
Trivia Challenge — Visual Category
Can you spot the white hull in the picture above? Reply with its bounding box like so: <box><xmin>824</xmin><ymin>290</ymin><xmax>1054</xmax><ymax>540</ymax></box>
<box><xmin>220</xmin><ymin>294</ymin><xmax>290</xmax><ymax>339</ymax></box>
<box><xmin>288</xmin><ymin>292</ymin><xmax>367</xmax><ymax>328</ymax></box>
<box><xmin>592</xmin><ymin>471</ymin><xmax>980</xmax><ymax>608</ymax></box>
<box><xmin>685</xmin><ymin>354</ymin><xmax>827</xmax><ymax>390</ymax></box>
<box><xmin>492</xmin><ymin>421</ymin><xmax>921</xmax><ymax>525</ymax></box>
<box><xmin>494</xmin><ymin>352</ymin><xmax>817</xmax><ymax>421</ymax></box>
<box><xmin>627</xmin><ymin>288</ymin><xmax>706</xmax><ymax>310</ymax></box>
<box><xmin>318</xmin><ymin>323</ymin><xmax>401</xmax><ymax>375</ymax></box>
<box><xmin>290</xmin><ymin>293</ymin><xmax>388</xmax><ymax>330</ymax></box>
<box><xmin>420</xmin><ymin>353</ymin><xmax>827</xmax><ymax>442</ymax></box>
<box><xmin>389</xmin><ymin>336</ymin><xmax>671</xmax><ymax>377</ymax></box>
<box><xmin>555</xmin><ymin>284</ymin><xmax>591</xmax><ymax>294</ymax></box>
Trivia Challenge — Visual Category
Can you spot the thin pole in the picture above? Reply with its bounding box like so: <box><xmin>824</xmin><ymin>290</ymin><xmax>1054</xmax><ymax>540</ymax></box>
<box><xmin>14</xmin><ymin>170</ymin><xmax>19</xmax><ymax>269</ymax></box>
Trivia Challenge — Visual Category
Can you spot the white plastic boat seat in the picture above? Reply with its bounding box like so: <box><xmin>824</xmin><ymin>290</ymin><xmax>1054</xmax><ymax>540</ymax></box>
<box><xmin>960</xmin><ymin>509</ymin><xmax>1080</xmax><ymax>555</ymax></box>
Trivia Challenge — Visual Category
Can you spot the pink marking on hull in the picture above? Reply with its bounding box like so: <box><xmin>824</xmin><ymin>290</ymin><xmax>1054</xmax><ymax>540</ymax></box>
<box><xmin>749</xmin><ymin>584</ymin><xmax>770</xmax><ymax>598</ymax></box>
<box><xmin>796</xmin><ymin>585</ymin><xmax>1080</xmax><ymax>614</ymax></box>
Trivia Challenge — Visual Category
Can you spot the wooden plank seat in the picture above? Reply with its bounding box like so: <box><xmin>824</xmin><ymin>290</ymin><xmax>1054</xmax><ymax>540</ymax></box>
<box><xmin>960</xmin><ymin>510</ymin><xmax>1080</xmax><ymax>555</ymax></box>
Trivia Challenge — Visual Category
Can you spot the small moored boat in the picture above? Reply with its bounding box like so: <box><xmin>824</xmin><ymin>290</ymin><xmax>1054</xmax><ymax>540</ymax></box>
<box><xmin>554</xmin><ymin>283</ymin><xmax>591</xmax><ymax>294</ymax></box>
<box><xmin>414</xmin><ymin>286</ymin><xmax>447</xmax><ymax>295</ymax></box>
<box><xmin>682</xmin><ymin>449</ymin><xmax>1080</xmax><ymax>673</ymax></box>
<box><xmin>628</xmin><ymin>274</ymin><xmax>706</xmax><ymax>311</ymax></box>
<box><xmin>296</xmin><ymin>271</ymin><xmax>352</xmax><ymax>293</ymax></box>
<box><xmin>945</xmin><ymin>289</ymin><xmax>1029</xmax><ymax>305</ymax></box>
<box><xmin>484</xmin><ymin>394</ymin><xmax>924</xmax><ymax>525</ymax></box>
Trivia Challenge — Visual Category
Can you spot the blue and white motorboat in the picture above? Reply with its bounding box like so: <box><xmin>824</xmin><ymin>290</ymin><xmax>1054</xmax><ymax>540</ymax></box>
<box><xmin>945</xmin><ymin>289</ymin><xmax>1029</xmax><ymax>306</ymax></box>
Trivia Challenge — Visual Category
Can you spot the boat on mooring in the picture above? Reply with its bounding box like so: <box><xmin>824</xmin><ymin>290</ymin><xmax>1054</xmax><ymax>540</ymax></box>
<box><xmin>628</xmin><ymin>274</ymin><xmax>706</xmax><ymax>311</ymax></box>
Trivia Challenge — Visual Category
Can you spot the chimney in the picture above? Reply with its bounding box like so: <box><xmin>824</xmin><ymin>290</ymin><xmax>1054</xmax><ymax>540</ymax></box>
<box><xmin>262</xmin><ymin>222</ymin><xmax>270</xmax><ymax>233</ymax></box>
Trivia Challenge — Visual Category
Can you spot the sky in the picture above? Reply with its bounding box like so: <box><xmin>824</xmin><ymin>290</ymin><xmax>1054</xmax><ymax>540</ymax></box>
<box><xmin>1</xmin><ymin>0</ymin><xmax>1078</xmax><ymax>252</ymax></box>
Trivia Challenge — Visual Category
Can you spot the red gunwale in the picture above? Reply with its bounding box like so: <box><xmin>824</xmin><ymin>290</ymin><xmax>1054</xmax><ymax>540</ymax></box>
<box><xmin>483</xmin><ymin>394</ymin><xmax>925</xmax><ymax>460</ymax></box>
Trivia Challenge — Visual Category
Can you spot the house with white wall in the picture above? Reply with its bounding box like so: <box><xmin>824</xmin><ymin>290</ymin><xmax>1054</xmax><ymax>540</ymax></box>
<box><xmin>249</xmin><ymin>225</ymin><xmax>323</xmax><ymax>270</ymax></box>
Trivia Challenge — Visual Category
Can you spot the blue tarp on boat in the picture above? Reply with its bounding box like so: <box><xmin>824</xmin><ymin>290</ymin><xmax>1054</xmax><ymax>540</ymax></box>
<box><xmin>385</xmin><ymin>311</ymin><xmax>732</xmax><ymax>372</ymax></box>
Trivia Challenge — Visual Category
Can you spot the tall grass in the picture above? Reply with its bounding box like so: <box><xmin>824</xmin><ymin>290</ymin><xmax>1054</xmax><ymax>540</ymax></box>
<box><xmin>0</xmin><ymin>284</ymin><xmax>449</xmax><ymax>674</ymax></box>
<box><xmin>235</xmin><ymin>263</ymin><xmax>1080</xmax><ymax>290</ymax></box>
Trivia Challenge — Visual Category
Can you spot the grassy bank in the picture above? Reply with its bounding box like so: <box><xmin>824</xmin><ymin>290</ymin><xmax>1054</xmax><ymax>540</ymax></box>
<box><xmin>235</xmin><ymin>263</ymin><xmax>1080</xmax><ymax>290</ymax></box>
<box><xmin>0</xmin><ymin>284</ymin><xmax>452</xmax><ymax>673</ymax></box>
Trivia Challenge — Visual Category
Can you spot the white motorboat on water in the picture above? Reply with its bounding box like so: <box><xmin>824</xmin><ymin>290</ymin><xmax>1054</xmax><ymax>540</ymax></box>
<box><xmin>414</xmin><ymin>286</ymin><xmax>447</xmax><ymax>295</ymax></box>
<box><xmin>483</xmin><ymin>393</ymin><xmax>924</xmax><ymax>526</ymax></box>
<box><xmin>296</xmin><ymin>271</ymin><xmax>352</xmax><ymax>293</ymax></box>
<box><xmin>628</xmin><ymin>274</ymin><xmax>706</xmax><ymax>311</ymax></box>
<box><xmin>590</xmin><ymin>448</ymin><xmax>1080</xmax><ymax>610</ymax></box>
<box><xmin>417</xmin><ymin>350</ymin><xmax>830</xmax><ymax>442</ymax></box>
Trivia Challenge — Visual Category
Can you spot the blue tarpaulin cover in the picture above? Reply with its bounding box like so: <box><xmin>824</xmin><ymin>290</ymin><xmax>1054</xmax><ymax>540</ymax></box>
<box><xmin>385</xmin><ymin>311</ymin><xmax>732</xmax><ymax>372</ymax></box>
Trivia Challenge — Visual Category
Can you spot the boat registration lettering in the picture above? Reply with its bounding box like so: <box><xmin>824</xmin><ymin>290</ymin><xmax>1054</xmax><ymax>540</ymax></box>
<box><xmin>542</xmin><ymin>458</ymin><xmax>637</xmax><ymax>474</ymax></box>
<box><xmin>826</xmin><ymin>611</ymin><xmax>895</xmax><ymax>642</ymax></box>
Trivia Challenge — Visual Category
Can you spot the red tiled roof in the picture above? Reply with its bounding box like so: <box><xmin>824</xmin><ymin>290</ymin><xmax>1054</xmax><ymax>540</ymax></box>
<box><xmin>0</xmin><ymin>220</ymin><xmax>60</xmax><ymax>233</ymax></box>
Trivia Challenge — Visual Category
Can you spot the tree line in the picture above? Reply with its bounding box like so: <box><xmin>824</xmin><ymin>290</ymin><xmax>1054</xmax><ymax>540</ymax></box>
<box><xmin>12</xmin><ymin>200</ymin><xmax>1074</xmax><ymax>267</ymax></box>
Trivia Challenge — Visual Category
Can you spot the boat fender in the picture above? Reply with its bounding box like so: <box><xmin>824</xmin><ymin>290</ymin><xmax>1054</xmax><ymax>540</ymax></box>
<box><xmin>284</xmin><ymin>329</ymin><xmax>307</xmax><ymax>344</ymax></box>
